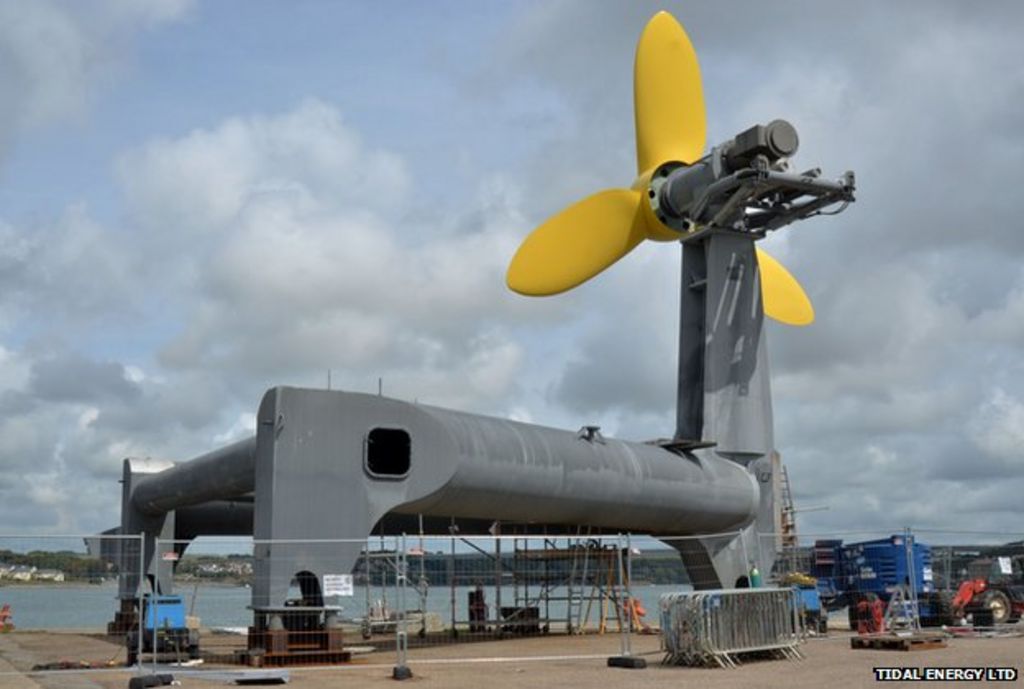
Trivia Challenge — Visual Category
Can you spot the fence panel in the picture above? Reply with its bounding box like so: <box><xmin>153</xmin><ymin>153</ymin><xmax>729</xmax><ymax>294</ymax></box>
<box><xmin>660</xmin><ymin>588</ymin><xmax>803</xmax><ymax>667</ymax></box>
<box><xmin>0</xmin><ymin>533</ymin><xmax>143</xmax><ymax>685</ymax></box>
<box><xmin>141</xmin><ymin>533</ymin><xmax>646</xmax><ymax>676</ymax></box>
<box><xmin>381</xmin><ymin>533</ymin><xmax>638</xmax><ymax>666</ymax></box>
<box><xmin>19</xmin><ymin>526</ymin><xmax>1019</xmax><ymax>682</ymax></box>
<box><xmin>913</xmin><ymin>528</ymin><xmax>1024</xmax><ymax>630</ymax></box>
<box><xmin>149</xmin><ymin>536</ymin><xmax>400</xmax><ymax>677</ymax></box>
<box><xmin>625</xmin><ymin>533</ymin><xmax>726</xmax><ymax>633</ymax></box>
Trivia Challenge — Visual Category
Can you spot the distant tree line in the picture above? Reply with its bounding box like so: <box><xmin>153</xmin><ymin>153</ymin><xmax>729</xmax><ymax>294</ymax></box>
<box><xmin>0</xmin><ymin>550</ymin><xmax>111</xmax><ymax>582</ymax></box>
<box><xmin>175</xmin><ymin>554</ymin><xmax>253</xmax><ymax>583</ymax></box>
<box><xmin>356</xmin><ymin>548</ymin><xmax>690</xmax><ymax>587</ymax></box>
<box><xmin>0</xmin><ymin>547</ymin><xmax>691</xmax><ymax>588</ymax></box>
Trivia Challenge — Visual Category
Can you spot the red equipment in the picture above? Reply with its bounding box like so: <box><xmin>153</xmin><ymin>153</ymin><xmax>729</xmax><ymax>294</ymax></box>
<box><xmin>952</xmin><ymin>578</ymin><xmax>1022</xmax><ymax>625</ymax></box>
<box><xmin>854</xmin><ymin>594</ymin><xmax>885</xmax><ymax>635</ymax></box>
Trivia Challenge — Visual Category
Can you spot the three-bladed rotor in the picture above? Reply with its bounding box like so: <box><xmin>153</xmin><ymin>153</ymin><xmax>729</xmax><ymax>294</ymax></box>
<box><xmin>506</xmin><ymin>12</ymin><xmax>854</xmax><ymax>326</ymax></box>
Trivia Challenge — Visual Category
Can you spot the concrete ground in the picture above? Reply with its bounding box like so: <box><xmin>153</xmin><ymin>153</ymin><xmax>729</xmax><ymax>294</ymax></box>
<box><xmin>1</xmin><ymin>629</ymin><xmax>1022</xmax><ymax>689</ymax></box>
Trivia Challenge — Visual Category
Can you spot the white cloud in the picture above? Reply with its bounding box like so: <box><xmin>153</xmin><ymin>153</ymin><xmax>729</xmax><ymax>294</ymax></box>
<box><xmin>970</xmin><ymin>389</ymin><xmax>1024</xmax><ymax>461</ymax></box>
<box><xmin>213</xmin><ymin>412</ymin><xmax>256</xmax><ymax>446</ymax></box>
<box><xmin>2</xmin><ymin>1</ymin><xmax>1024</xmax><ymax>541</ymax></box>
<box><xmin>0</xmin><ymin>204</ymin><xmax>138</xmax><ymax>331</ymax></box>
<box><xmin>112</xmin><ymin>101</ymin><xmax>548</xmax><ymax>416</ymax></box>
<box><xmin>0</xmin><ymin>95</ymin><xmax>561</xmax><ymax>532</ymax></box>
<box><xmin>0</xmin><ymin>0</ymin><xmax>192</xmax><ymax>161</ymax></box>
<box><xmin>0</xmin><ymin>345</ymin><xmax>29</xmax><ymax>390</ymax></box>
<box><xmin>117</xmin><ymin>100</ymin><xmax>410</xmax><ymax>234</ymax></box>
<box><xmin>77</xmin><ymin>407</ymin><xmax>99</xmax><ymax>431</ymax></box>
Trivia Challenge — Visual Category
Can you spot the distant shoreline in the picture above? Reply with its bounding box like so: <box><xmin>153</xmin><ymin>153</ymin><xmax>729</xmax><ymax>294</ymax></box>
<box><xmin>0</xmin><ymin>581</ymin><xmax>108</xmax><ymax>588</ymax></box>
<box><xmin>0</xmin><ymin>579</ymin><xmax>250</xmax><ymax>589</ymax></box>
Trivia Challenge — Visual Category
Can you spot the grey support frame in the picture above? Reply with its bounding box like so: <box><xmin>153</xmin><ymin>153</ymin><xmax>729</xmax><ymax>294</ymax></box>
<box><xmin>118</xmin><ymin>385</ymin><xmax>763</xmax><ymax>605</ymax></box>
<box><xmin>674</xmin><ymin>232</ymin><xmax>778</xmax><ymax>587</ymax></box>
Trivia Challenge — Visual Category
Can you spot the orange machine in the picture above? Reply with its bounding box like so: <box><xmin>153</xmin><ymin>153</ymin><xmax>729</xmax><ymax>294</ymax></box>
<box><xmin>952</xmin><ymin>577</ymin><xmax>1024</xmax><ymax>625</ymax></box>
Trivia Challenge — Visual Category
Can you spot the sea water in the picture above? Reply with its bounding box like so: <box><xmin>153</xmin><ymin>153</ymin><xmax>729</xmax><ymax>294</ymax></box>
<box><xmin>0</xmin><ymin>582</ymin><xmax>691</xmax><ymax>630</ymax></box>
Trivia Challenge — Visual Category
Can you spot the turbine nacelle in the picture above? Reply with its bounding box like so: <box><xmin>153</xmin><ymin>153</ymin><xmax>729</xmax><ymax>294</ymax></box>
<box><xmin>646</xmin><ymin>119</ymin><xmax>855</xmax><ymax>240</ymax></box>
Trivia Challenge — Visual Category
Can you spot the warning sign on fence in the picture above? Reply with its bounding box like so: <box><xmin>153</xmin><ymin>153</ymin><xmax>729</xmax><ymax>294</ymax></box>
<box><xmin>323</xmin><ymin>574</ymin><xmax>354</xmax><ymax>596</ymax></box>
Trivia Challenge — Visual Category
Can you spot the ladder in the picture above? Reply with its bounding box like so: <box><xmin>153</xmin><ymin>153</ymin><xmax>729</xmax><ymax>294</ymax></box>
<box><xmin>884</xmin><ymin>586</ymin><xmax>920</xmax><ymax>632</ymax></box>
<box><xmin>577</xmin><ymin>544</ymin><xmax>623</xmax><ymax>634</ymax></box>
<box><xmin>780</xmin><ymin>464</ymin><xmax>797</xmax><ymax>548</ymax></box>
<box><xmin>566</xmin><ymin>528</ymin><xmax>591</xmax><ymax>634</ymax></box>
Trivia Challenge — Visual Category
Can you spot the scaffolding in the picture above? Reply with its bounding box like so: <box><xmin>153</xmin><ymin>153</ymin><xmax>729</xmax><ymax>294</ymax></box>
<box><xmin>352</xmin><ymin>545</ymin><xmax>400</xmax><ymax>639</ymax></box>
<box><xmin>509</xmin><ymin>535</ymin><xmax>628</xmax><ymax>635</ymax></box>
<box><xmin>346</xmin><ymin>529</ymin><xmax>634</xmax><ymax>641</ymax></box>
<box><xmin>409</xmin><ymin>528</ymin><xmax>630</xmax><ymax>638</ymax></box>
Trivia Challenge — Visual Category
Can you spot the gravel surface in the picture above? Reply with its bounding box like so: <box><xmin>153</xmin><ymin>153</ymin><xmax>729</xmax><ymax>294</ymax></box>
<box><xmin>1</xmin><ymin>629</ymin><xmax>1021</xmax><ymax>688</ymax></box>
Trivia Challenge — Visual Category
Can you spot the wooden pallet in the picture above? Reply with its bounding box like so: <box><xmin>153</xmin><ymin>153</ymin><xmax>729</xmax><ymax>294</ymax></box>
<box><xmin>850</xmin><ymin>634</ymin><xmax>947</xmax><ymax>652</ymax></box>
<box><xmin>239</xmin><ymin>649</ymin><xmax>353</xmax><ymax>667</ymax></box>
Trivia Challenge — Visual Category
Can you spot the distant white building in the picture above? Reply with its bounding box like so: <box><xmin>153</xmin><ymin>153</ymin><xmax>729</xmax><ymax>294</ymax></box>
<box><xmin>7</xmin><ymin>565</ymin><xmax>35</xmax><ymax>582</ymax></box>
<box><xmin>33</xmin><ymin>569</ymin><xmax>65</xmax><ymax>582</ymax></box>
<box><xmin>0</xmin><ymin>565</ymin><xmax>67</xmax><ymax>582</ymax></box>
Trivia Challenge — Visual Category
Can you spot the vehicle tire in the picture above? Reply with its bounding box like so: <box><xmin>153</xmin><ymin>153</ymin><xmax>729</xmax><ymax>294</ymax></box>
<box><xmin>984</xmin><ymin>590</ymin><xmax>1012</xmax><ymax>625</ymax></box>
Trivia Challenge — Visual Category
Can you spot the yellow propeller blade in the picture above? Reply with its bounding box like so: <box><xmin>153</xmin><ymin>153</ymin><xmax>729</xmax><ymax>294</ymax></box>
<box><xmin>634</xmin><ymin>11</ymin><xmax>706</xmax><ymax>173</ymax></box>
<box><xmin>756</xmin><ymin>248</ymin><xmax>814</xmax><ymax>326</ymax></box>
<box><xmin>507</xmin><ymin>189</ymin><xmax>646</xmax><ymax>296</ymax></box>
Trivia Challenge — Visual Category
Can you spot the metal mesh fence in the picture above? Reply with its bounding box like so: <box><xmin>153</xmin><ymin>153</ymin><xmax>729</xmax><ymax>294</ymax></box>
<box><xmin>149</xmin><ymin>536</ymin><xmax>396</xmax><ymax>674</ymax></box>
<box><xmin>627</xmin><ymin>533</ymin><xmax>742</xmax><ymax>631</ymax></box>
<box><xmin>393</xmin><ymin>534</ymin><xmax>633</xmax><ymax>661</ymax></box>
<box><xmin>0</xmin><ymin>529</ymin><xmax>751</xmax><ymax>684</ymax></box>
<box><xmin>10</xmin><ymin>526</ymin><xmax>1019</xmax><ymax>682</ymax></box>
<box><xmin>136</xmin><ymin>534</ymin><xmax>645</xmax><ymax>678</ymax></box>
<box><xmin>0</xmin><ymin>533</ymin><xmax>143</xmax><ymax>683</ymax></box>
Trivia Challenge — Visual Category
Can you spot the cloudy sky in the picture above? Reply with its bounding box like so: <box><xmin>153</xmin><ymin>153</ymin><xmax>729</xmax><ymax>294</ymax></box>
<box><xmin>1</xmin><ymin>0</ymin><xmax>1022</xmax><ymax>542</ymax></box>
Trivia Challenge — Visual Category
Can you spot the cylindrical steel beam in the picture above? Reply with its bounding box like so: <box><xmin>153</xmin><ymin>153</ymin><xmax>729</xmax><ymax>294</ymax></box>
<box><xmin>128</xmin><ymin>390</ymin><xmax>758</xmax><ymax>536</ymax></box>
<box><xmin>131</xmin><ymin>437</ymin><xmax>256</xmax><ymax>516</ymax></box>
<box><xmin>397</xmin><ymin>404</ymin><xmax>758</xmax><ymax>535</ymax></box>
<box><xmin>176</xmin><ymin>500</ymin><xmax>254</xmax><ymax>538</ymax></box>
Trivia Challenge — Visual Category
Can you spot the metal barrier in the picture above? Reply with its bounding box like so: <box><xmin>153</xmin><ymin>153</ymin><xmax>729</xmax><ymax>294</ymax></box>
<box><xmin>659</xmin><ymin>587</ymin><xmax>804</xmax><ymax>668</ymax></box>
<box><xmin>0</xmin><ymin>529</ymin><xmax>792</xmax><ymax>682</ymax></box>
<box><xmin>6</xmin><ymin>527</ymin><xmax>1024</xmax><ymax>683</ymax></box>
<box><xmin>0</xmin><ymin>533</ymin><xmax>144</xmax><ymax>685</ymax></box>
